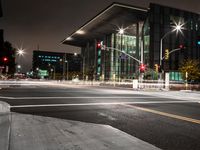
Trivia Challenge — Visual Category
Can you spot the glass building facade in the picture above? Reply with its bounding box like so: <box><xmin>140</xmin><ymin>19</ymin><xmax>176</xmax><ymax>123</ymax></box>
<box><xmin>81</xmin><ymin>22</ymin><xmax>145</xmax><ymax>81</ymax></box>
<box><xmin>63</xmin><ymin>3</ymin><xmax>200</xmax><ymax>81</ymax></box>
<box><xmin>148</xmin><ymin>3</ymin><xmax>200</xmax><ymax>72</ymax></box>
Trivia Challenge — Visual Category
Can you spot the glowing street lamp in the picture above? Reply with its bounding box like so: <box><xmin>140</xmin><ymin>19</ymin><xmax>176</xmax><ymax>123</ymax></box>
<box><xmin>118</xmin><ymin>28</ymin><xmax>124</xmax><ymax>35</ymax></box>
<box><xmin>16</xmin><ymin>48</ymin><xmax>25</xmax><ymax>73</ymax></box>
<box><xmin>17</xmin><ymin>49</ymin><xmax>25</xmax><ymax>56</ymax></box>
<box><xmin>17</xmin><ymin>65</ymin><xmax>21</xmax><ymax>69</ymax></box>
<box><xmin>160</xmin><ymin>22</ymin><xmax>184</xmax><ymax>68</ymax></box>
<box><xmin>17</xmin><ymin>65</ymin><xmax>21</xmax><ymax>73</ymax></box>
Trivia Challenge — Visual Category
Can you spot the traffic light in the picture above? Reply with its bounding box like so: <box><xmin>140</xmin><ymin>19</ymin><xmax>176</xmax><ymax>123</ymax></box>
<box><xmin>165</xmin><ymin>49</ymin><xmax>169</xmax><ymax>60</ymax></box>
<box><xmin>97</xmin><ymin>42</ymin><xmax>101</xmax><ymax>49</ymax></box>
<box><xmin>179</xmin><ymin>44</ymin><xmax>186</xmax><ymax>50</ymax></box>
<box><xmin>3</xmin><ymin>57</ymin><xmax>8</xmax><ymax>62</ymax></box>
<box><xmin>139</xmin><ymin>63</ymin><xmax>146</xmax><ymax>73</ymax></box>
<box><xmin>154</xmin><ymin>64</ymin><xmax>159</xmax><ymax>72</ymax></box>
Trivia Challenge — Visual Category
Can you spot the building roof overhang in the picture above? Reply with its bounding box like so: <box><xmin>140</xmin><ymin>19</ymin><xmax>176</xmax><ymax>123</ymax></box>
<box><xmin>62</xmin><ymin>3</ymin><xmax>147</xmax><ymax>47</ymax></box>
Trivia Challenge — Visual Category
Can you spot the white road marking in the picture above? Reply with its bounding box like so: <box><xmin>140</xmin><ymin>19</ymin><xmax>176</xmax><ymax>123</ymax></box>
<box><xmin>0</xmin><ymin>96</ymin><xmax>15</xmax><ymax>99</ymax></box>
<box><xmin>124</xmin><ymin>104</ymin><xmax>200</xmax><ymax>125</ymax></box>
<box><xmin>10</xmin><ymin>100</ymin><xmax>200</xmax><ymax>108</ymax></box>
<box><xmin>0</xmin><ymin>96</ymin><xmax>159</xmax><ymax>100</ymax></box>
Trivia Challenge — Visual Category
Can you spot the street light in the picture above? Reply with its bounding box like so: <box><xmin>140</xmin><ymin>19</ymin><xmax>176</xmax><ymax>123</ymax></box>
<box><xmin>160</xmin><ymin>23</ymin><xmax>184</xmax><ymax>68</ymax></box>
<box><xmin>17</xmin><ymin>49</ymin><xmax>25</xmax><ymax>56</ymax></box>
<box><xmin>17</xmin><ymin>65</ymin><xmax>21</xmax><ymax>73</ymax></box>
<box><xmin>16</xmin><ymin>48</ymin><xmax>25</xmax><ymax>73</ymax></box>
<box><xmin>65</xmin><ymin>60</ymin><xmax>68</xmax><ymax>80</ymax></box>
<box><xmin>61</xmin><ymin>54</ymin><xmax>69</xmax><ymax>80</ymax></box>
<box><xmin>52</xmin><ymin>67</ymin><xmax>56</xmax><ymax>80</ymax></box>
<box><xmin>118</xmin><ymin>27</ymin><xmax>125</xmax><ymax>81</ymax></box>
<box><xmin>118</xmin><ymin>28</ymin><xmax>124</xmax><ymax>35</ymax></box>
<box><xmin>48</xmin><ymin>64</ymin><xmax>55</xmax><ymax>80</ymax></box>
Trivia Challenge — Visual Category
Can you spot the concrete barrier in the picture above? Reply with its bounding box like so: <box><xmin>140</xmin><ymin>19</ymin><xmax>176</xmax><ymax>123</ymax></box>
<box><xmin>0</xmin><ymin>101</ymin><xmax>11</xmax><ymax>150</ymax></box>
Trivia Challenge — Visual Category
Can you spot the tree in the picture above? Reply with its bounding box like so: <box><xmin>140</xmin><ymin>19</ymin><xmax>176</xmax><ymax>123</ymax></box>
<box><xmin>179</xmin><ymin>59</ymin><xmax>200</xmax><ymax>81</ymax></box>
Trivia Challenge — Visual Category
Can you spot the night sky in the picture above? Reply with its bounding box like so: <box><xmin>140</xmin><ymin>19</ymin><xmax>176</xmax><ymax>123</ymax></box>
<box><xmin>0</xmin><ymin>0</ymin><xmax>199</xmax><ymax>72</ymax></box>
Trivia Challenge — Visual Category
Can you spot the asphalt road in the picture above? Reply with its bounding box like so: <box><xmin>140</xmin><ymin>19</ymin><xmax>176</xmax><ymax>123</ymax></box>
<box><xmin>1</xmin><ymin>83</ymin><xmax>200</xmax><ymax>150</ymax></box>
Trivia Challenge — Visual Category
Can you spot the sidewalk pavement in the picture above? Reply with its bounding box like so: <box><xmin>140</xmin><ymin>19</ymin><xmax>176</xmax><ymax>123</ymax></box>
<box><xmin>9</xmin><ymin>113</ymin><xmax>161</xmax><ymax>150</ymax></box>
<box><xmin>0</xmin><ymin>101</ymin><xmax>10</xmax><ymax>150</ymax></box>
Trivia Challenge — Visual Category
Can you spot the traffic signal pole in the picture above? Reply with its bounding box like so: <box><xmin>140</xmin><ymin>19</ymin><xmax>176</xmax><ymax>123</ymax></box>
<box><xmin>102</xmin><ymin>46</ymin><xmax>142</xmax><ymax>64</ymax></box>
<box><xmin>161</xmin><ymin>47</ymin><xmax>184</xmax><ymax>60</ymax></box>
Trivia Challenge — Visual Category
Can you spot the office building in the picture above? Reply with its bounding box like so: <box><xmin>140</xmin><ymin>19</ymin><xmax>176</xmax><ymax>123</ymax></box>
<box><xmin>32</xmin><ymin>50</ymin><xmax>82</xmax><ymax>79</ymax></box>
<box><xmin>62</xmin><ymin>3</ymin><xmax>200</xmax><ymax>81</ymax></box>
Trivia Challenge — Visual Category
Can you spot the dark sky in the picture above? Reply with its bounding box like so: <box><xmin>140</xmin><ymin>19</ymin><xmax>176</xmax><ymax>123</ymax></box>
<box><xmin>0</xmin><ymin>0</ymin><xmax>199</xmax><ymax>72</ymax></box>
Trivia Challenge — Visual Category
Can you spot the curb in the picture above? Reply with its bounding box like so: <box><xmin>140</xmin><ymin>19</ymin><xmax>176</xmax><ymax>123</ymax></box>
<box><xmin>0</xmin><ymin>101</ymin><xmax>10</xmax><ymax>113</ymax></box>
<box><xmin>0</xmin><ymin>101</ymin><xmax>11</xmax><ymax>150</ymax></box>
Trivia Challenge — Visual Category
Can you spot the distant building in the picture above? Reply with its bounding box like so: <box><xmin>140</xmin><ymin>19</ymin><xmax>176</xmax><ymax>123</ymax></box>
<box><xmin>32</xmin><ymin>50</ymin><xmax>82</xmax><ymax>79</ymax></box>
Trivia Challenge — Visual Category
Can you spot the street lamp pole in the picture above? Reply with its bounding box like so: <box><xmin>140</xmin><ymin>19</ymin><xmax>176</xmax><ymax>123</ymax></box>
<box><xmin>62</xmin><ymin>53</ymin><xmax>67</xmax><ymax>80</ymax></box>
<box><xmin>48</xmin><ymin>64</ymin><xmax>55</xmax><ymax>80</ymax></box>
<box><xmin>83</xmin><ymin>57</ymin><xmax>85</xmax><ymax>80</ymax></box>
<box><xmin>17</xmin><ymin>65</ymin><xmax>21</xmax><ymax>73</ymax></box>
<box><xmin>16</xmin><ymin>48</ymin><xmax>25</xmax><ymax>73</ymax></box>
<box><xmin>160</xmin><ymin>24</ymin><xmax>183</xmax><ymax>68</ymax></box>
<box><xmin>66</xmin><ymin>61</ymin><xmax>68</xmax><ymax>80</ymax></box>
<box><xmin>160</xmin><ymin>31</ymin><xmax>172</xmax><ymax>68</ymax></box>
<box><xmin>52</xmin><ymin>66</ymin><xmax>56</xmax><ymax>80</ymax></box>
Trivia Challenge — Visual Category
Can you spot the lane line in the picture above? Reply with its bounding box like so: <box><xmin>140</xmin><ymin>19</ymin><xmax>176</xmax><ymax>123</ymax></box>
<box><xmin>123</xmin><ymin>104</ymin><xmax>200</xmax><ymax>125</ymax></box>
<box><xmin>10</xmin><ymin>100</ymin><xmax>199</xmax><ymax>108</ymax></box>
<box><xmin>0</xmin><ymin>96</ymin><xmax>161</xmax><ymax>100</ymax></box>
<box><xmin>2</xmin><ymin>96</ymin><xmax>200</xmax><ymax>101</ymax></box>
<box><xmin>0</xmin><ymin>96</ymin><xmax>15</xmax><ymax>99</ymax></box>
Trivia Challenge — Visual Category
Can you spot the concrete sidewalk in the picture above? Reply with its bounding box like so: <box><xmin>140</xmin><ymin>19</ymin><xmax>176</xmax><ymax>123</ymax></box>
<box><xmin>9</xmin><ymin>113</ymin><xmax>161</xmax><ymax>150</ymax></box>
<box><xmin>0</xmin><ymin>101</ymin><xmax>10</xmax><ymax>150</ymax></box>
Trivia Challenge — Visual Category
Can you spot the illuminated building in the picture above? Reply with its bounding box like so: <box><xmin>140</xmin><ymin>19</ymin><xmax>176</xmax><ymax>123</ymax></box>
<box><xmin>63</xmin><ymin>3</ymin><xmax>200</xmax><ymax>81</ymax></box>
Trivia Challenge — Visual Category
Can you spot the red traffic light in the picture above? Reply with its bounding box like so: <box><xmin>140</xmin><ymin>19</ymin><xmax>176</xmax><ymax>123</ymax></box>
<box><xmin>139</xmin><ymin>64</ymin><xmax>146</xmax><ymax>72</ymax></box>
<box><xmin>179</xmin><ymin>44</ymin><xmax>183</xmax><ymax>48</ymax></box>
<box><xmin>97</xmin><ymin>42</ymin><xmax>101</xmax><ymax>49</ymax></box>
<box><xmin>179</xmin><ymin>44</ymin><xmax>186</xmax><ymax>49</ymax></box>
<box><xmin>3</xmin><ymin>57</ymin><xmax>8</xmax><ymax>62</ymax></box>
